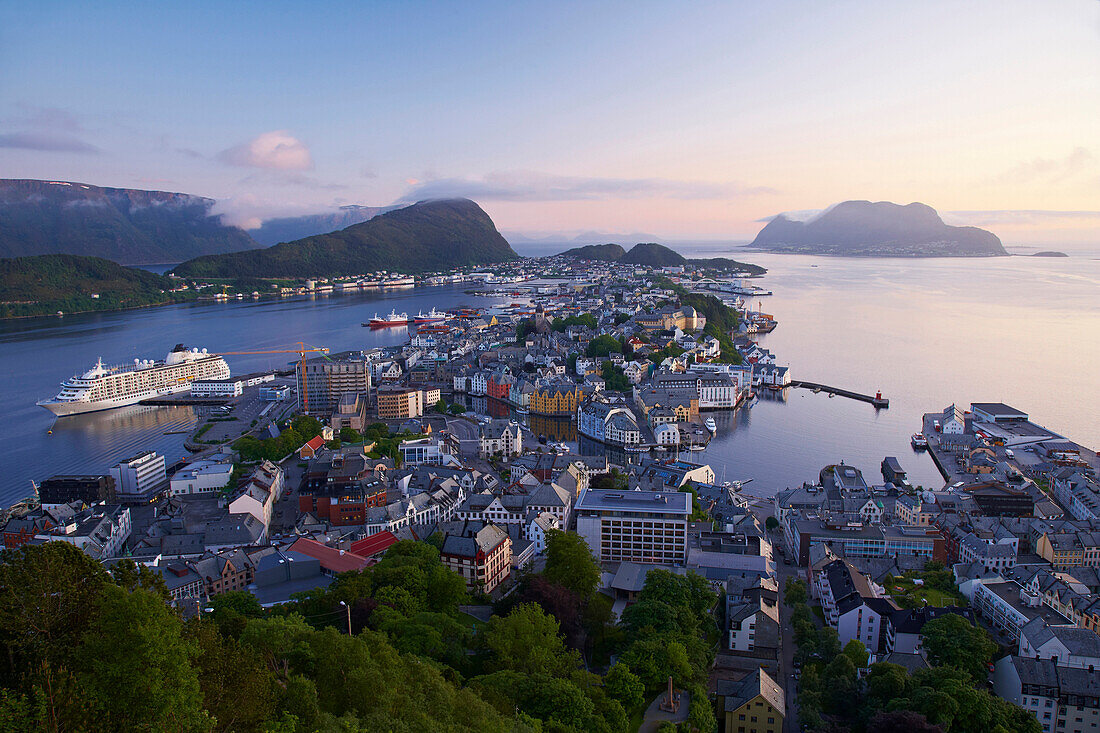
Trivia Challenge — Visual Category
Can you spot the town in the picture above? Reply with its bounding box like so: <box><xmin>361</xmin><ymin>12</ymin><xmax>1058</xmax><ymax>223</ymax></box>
<box><xmin>4</xmin><ymin>256</ymin><xmax>1099</xmax><ymax>733</ymax></box>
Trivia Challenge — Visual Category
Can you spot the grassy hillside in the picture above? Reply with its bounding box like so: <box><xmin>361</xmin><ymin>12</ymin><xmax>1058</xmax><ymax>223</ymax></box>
<box><xmin>174</xmin><ymin>199</ymin><xmax>519</xmax><ymax>278</ymax></box>
<box><xmin>557</xmin><ymin>243</ymin><xmax>626</xmax><ymax>261</ymax></box>
<box><xmin>0</xmin><ymin>254</ymin><xmax>189</xmax><ymax>318</ymax></box>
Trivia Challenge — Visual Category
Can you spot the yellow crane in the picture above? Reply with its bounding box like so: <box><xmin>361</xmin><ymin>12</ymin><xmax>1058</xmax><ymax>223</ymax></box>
<box><xmin>220</xmin><ymin>342</ymin><xmax>329</xmax><ymax>413</ymax></box>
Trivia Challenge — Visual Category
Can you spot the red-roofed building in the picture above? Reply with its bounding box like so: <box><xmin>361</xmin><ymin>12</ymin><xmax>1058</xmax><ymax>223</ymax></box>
<box><xmin>287</xmin><ymin>538</ymin><xmax>372</xmax><ymax>575</ymax></box>
<box><xmin>349</xmin><ymin>530</ymin><xmax>399</xmax><ymax>558</ymax></box>
<box><xmin>299</xmin><ymin>436</ymin><xmax>325</xmax><ymax>460</ymax></box>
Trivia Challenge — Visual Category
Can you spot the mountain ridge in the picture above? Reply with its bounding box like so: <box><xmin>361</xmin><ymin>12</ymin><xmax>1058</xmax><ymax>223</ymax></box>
<box><xmin>248</xmin><ymin>205</ymin><xmax>398</xmax><ymax>246</ymax></box>
<box><xmin>0</xmin><ymin>179</ymin><xmax>259</xmax><ymax>264</ymax></box>
<box><xmin>172</xmin><ymin>198</ymin><xmax>519</xmax><ymax>278</ymax></box>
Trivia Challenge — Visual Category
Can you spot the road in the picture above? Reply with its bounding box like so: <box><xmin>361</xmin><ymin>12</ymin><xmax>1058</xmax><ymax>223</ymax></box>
<box><xmin>773</xmin><ymin>545</ymin><xmax>802</xmax><ymax>733</ymax></box>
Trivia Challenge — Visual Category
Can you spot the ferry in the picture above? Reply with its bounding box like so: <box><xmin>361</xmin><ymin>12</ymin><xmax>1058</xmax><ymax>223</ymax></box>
<box><xmin>367</xmin><ymin>311</ymin><xmax>410</xmax><ymax>328</ymax></box>
<box><xmin>911</xmin><ymin>433</ymin><xmax>929</xmax><ymax>449</ymax></box>
<box><xmin>705</xmin><ymin>417</ymin><xmax>717</xmax><ymax>433</ymax></box>
<box><xmin>37</xmin><ymin>345</ymin><xmax>230</xmax><ymax>417</ymax></box>
<box><xmin>413</xmin><ymin>308</ymin><xmax>448</xmax><ymax>323</ymax></box>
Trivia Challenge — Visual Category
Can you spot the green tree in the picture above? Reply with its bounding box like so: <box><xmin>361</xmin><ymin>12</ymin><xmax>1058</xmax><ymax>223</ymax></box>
<box><xmin>483</xmin><ymin>604</ymin><xmax>580</xmax><ymax>678</ymax></box>
<box><xmin>784</xmin><ymin>577</ymin><xmax>807</xmax><ymax>606</ymax></box>
<box><xmin>920</xmin><ymin>613</ymin><xmax>995</xmax><ymax>681</ymax></box>
<box><xmin>339</xmin><ymin>427</ymin><xmax>362</xmax><ymax>443</ymax></box>
<box><xmin>585</xmin><ymin>334</ymin><xmax>623</xmax><ymax>358</ymax></box>
<box><xmin>543</xmin><ymin>530</ymin><xmax>601</xmax><ymax>599</ymax></box>
<box><xmin>188</xmin><ymin>621</ymin><xmax>276</xmax><ymax>733</ymax></box>
<box><xmin>447</xmin><ymin>403</ymin><xmax>466</xmax><ymax>414</ymax></box>
<box><xmin>765</xmin><ymin>516</ymin><xmax>779</xmax><ymax>531</ymax></box>
<box><xmin>77</xmin><ymin>586</ymin><xmax>209</xmax><ymax>732</ymax></box>
<box><xmin>603</xmin><ymin>663</ymin><xmax>644</xmax><ymax>710</ymax></box>
<box><xmin>842</xmin><ymin>639</ymin><xmax>869</xmax><ymax>669</ymax></box>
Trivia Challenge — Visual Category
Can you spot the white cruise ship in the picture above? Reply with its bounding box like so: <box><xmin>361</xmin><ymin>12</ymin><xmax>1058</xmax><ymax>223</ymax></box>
<box><xmin>37</xmin><ymin>344</ymin><xmax>231</xmax><ymax>417</ymax></box>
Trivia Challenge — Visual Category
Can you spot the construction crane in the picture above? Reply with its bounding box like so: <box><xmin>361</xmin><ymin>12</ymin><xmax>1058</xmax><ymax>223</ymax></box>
<box><xmin>220</xmin><ymin>342</ymin><xmax>329</xmax><ymax>414</ymax></box>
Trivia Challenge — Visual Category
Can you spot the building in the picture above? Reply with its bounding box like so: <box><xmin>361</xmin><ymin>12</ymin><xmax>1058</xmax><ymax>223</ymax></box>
<box><xmin>36</xmin><ymin>475</ymin><xmax>115</xmax><ymax>505</ymax></box>
<box><xmin>816</xmin><ymin>558</ymin><xmax>899</xmax><ymax>652</ymax></box>
<box><xmin>297</xmin><ymin>352</ymin><xmax>372</xmax><ymax>415</ymax></box>
<box><xmin>478</xmin><ymin>419</ymin><xmax>523</xmax><ymax>457</ymax></box>
<box><xmin>227</xmin><ymin>461</ymin><xmax>283</xmax><ymax>532</ymax></box>
<box><xmin>440</xmin><ymin>524</ymin><xmax>512</xmax><ymax>593</ymax></box>
<box><xmin>973</xmin><ymin>580</ymin><xmax>1074</xmax><ymax>641</ymax></box>
<box><xmin>330</xmin><ymin>392</ymin><xmax>369</xmax><ymax>432</ymax></box>
<box><xmin>376</xmin><ymin>385</ymin><xmax>430</xmax><ymax>420</ymax></box>
<box><xmin>190</xmin><ymin>378</ymin><xmax>243</xmax><ymax>398</ymax></box>
<box><xmin>993</xmin><ymin>656</ymin><xmax>1100</xmax><ymax>733</ymax></box>
<box><xmin>885</xmin><ymin>606</ymin><xmax>975</xmax><ymax>654</ymax></box>
<box><xmin>298</xmin><ymin>452</ymin><xmax>389</xmax><ymax>525</ymax></box>
<box><xmin>530</xmin><ymin>383</ymin><xmax>590</xmax><ymax>416</ymax></box>
<box><xmin>169</xmin><ymin>459</ymin><xmax>234</xmax><ymax>496</ymax></box>
<box><xmin>399</xmin><ymin>437</ymin><xmax>448</xmax><ymax>466</ymax></box>
<box><xmin>34</xmin><ymin>503</ymin><xmax>132</xmax><ymax>559</ymax></box>
<box><xmin>577</xmin><ymin>398</ymin><xmax>641</xmax><ymax>446</ymax></box>
<box><xmin>109</xmin><ymin>451</ymin><xmax>167</xmax><ymax>503</ymax></box>
<box><xmin>574</xmin><ymin>488</ymin><xmax>691</xmax><ymax>564</ymax></box>
<box><xmin>716</xmin><ymin>668</ymin><xmax>785</xmax><ymax>733</ymax></box>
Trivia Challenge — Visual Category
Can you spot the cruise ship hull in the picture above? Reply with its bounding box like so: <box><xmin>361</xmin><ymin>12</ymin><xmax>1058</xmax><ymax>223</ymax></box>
<box><xmin>37</xmin><ymin>384</ymin><xmax>191</xmax><ymax>417</ymax></box>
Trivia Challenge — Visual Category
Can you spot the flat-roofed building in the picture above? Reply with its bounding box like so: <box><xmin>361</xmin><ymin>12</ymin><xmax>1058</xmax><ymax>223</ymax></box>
<box><xmin>297</xmin><ymin>352</ymin><xmax>372</xmax><ymax>415</ymax></box>
<box><xmin>575</xmin><ymin>488</ymin><xmax>691</xmax><ymax>564</ymax></box>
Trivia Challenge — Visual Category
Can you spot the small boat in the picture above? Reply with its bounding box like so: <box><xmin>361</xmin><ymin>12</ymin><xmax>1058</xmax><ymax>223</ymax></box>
<box><xmin>368</xmin><ymin>310</ymin><xmax>410</xmax><ymax>327</ymax></box>
<box><xmin>705</xmin><ymin>417</ymin><xmax>717</xmax><ymax>433</ymax></box>
<box><xmin>515</xmin><ymin>407</ymin><xmax>529</xmax><ymax>415</ymax></box>
<box><xmin>911</xmin><ymin>433</ymin><xmax>928</xmax><ymax>449</ymax></box>
<box><xmin>689</xmin><ymin>444</ymin><xmax>706</xmax><ymax>451</ymax></box>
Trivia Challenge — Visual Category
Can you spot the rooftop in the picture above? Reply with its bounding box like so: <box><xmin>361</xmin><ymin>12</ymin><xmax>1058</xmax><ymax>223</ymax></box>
<box><xmin>575</xmin><ymin>488</ymin><xmax>692</xmax><ymax>515</ymax></box>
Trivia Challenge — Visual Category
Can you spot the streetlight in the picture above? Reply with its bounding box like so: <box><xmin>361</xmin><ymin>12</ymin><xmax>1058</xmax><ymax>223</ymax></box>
<box><xmin>339</xmin><ymin>600</ymin><xmax>352</xmax><ymax>635</ymax></box>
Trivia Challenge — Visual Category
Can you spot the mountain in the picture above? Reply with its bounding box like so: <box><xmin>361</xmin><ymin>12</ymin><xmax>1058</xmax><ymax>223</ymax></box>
<box><xmin>0</xmin><ymin>179</ymin><xmax>259</xmax><ymax>265</ymax></box>
<box><xmin>558</xmin><ymin>243</ymin><xmax>626</xmax><ymax>261</ymax></box>
<box><xmin>556</xmin><ymin>242</ymin><xmax>765</xmax><ymax>274</ymax></box>
<box><xmin>751</xmin><ymin>200</ymin><xmax>1006</xmax><ymax>256</ymax></box>
<box><xmin>0</xmin><ymin>254</ymin><xmax>186</xmax><ymax>318</ymax></box>
<box><xmin>248</xmin><ymin>205</ymin><xmax>397</xmax><ymax>246</ymax></box>
<box><xmin>619</xmin><ymin>243</ymin><xmax>687</xmax><ymax>266</ymax></box>
<box><xmin>173</xmin><ymin>198</ymin><xmax>519</xmax><ymax>278</ymax></box>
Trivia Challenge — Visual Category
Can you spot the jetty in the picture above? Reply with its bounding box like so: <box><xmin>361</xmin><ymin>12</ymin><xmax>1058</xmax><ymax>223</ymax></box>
<box><xmin>789</xmin><ymin>380</ymin><xmax>889</xmax><ymax>408</ymax></box>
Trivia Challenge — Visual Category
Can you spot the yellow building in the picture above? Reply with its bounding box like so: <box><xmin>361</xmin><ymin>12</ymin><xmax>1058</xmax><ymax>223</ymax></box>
<box><xmin>530</xmin><ymin>384</ymin><xmax>589</xmax><ymax>416</ymax></box>
<box><xmin>717</xmin><ymin>669</ymin><xmax>784</xmax><ymax>733</ymax></box>
<box><xmin>1036</xmin><ymin>532</ymin><xmax>1085</xmax><ymax>570</ymax></box>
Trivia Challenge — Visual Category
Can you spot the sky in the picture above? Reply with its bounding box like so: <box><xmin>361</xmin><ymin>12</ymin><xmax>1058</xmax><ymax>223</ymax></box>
<box><xmin>1</xmin><ymin>0</ymin><xmax>1099</xmax><ymax>244</ymax></box>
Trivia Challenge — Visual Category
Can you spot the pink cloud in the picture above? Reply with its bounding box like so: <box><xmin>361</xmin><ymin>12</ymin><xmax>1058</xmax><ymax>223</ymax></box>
<box><xmin>218</xmin><ymin>130</ymin><xmax>313</xmax><ymax>171</ymax></box>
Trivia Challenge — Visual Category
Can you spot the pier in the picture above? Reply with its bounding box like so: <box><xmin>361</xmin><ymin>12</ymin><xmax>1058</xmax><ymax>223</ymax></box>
<box><xmin>788</xmin><ymin>380</ymin><xmax>889</xmax><ymax>408</ymax></box>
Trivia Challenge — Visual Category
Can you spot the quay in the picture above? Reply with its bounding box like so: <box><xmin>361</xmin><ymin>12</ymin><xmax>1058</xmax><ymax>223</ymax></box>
<box><xmin>139</xmin><ymin>396</ymin><xmax>230</xmax><ymax>406</ymax></box>
<box><xmin>788</xmin><ymin>380</ymin><xmax>889</xmax><ymax>408</ymax></box>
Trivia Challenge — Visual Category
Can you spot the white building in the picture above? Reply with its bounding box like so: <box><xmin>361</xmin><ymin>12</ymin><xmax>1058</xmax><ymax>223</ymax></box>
<box><xmin>170</xmin><ymin>460</ymin><xmax>234</xmax><ymax>496</ymax></box>
<box><xmin>109</xmin><ymin>451</ymin><xmax>167</xmax><ymax>503</ymax></box>
<box><xmin>574</xmin><ymin>488</ymin><xmax>691</xmax><ymax>564</ymax></box>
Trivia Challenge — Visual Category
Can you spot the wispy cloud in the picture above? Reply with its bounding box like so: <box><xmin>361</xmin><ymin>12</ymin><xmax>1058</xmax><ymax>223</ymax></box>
<box><xmin>218</xmin><ymin>130</ymin><xmax>313</xmax><ymax>171</ymax></box>
<box><xmin>0</xmin><ymin>105</ymin><xmax>99</xmax><ymax>153</ymax></box>
<box><xmin>401</xmin><ymin>171</ymin><xmax>777</xmax><ymax>202</ymax></box>
<box><xmin>0</xmin><ymin>131</ymin><xmax>100</xmax><ymax>153</ymax></box>
<box><xmin>995</xmin><ymin>147</ymin><xmax>1094</xmax><ymax>184</ymax></box>
<box><xmin>944</xmin><ymin>209</ymin><xmax>1100</xmax><ymax>227</ymax></box>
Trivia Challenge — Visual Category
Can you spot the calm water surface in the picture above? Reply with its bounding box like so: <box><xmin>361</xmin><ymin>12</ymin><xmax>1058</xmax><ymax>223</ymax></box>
<box><xmin>2</xmin><ymin>246</ymin><xmax>1098</xmax><ymax>507</ymax></box>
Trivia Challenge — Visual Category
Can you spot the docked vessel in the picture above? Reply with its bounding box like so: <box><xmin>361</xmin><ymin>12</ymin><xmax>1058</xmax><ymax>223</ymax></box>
<box><xmin>911</xmin><ymin>433</ymin><xmax>928</xmax><ymax>449</ymax></box>
<box><xmin>705</xmin><ymin>417</ymin><xmax>717</xmax><ymax>433</ymax></box>
<box><xmin>37</xmin><ymin>344</ymin><xmax>230</xmax><ymax>417</ymax></box>
<box><xmin>413</xmin><ymin>307</ymin><xmax>448</xmax><ymax>323</ymax></box>
<box><xmin>367</xmin><ymin>310</ymin><xmax>410</xmax><ymax>327</ymax></box>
